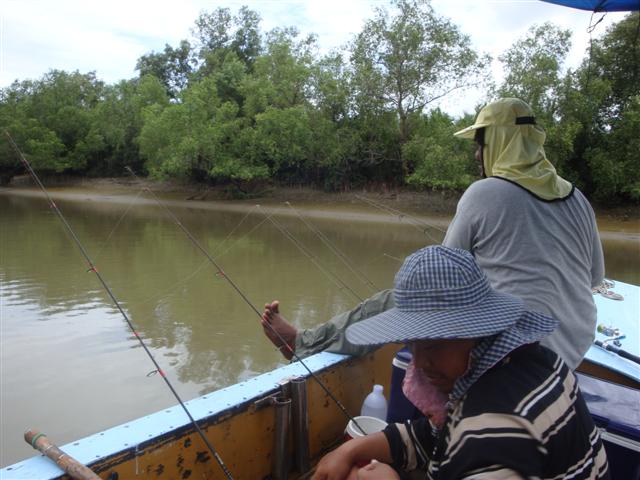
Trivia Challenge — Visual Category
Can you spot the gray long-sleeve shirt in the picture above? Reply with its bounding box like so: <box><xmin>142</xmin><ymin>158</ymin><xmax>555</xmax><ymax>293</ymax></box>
<box><xmin>443</xmin><ymin>178</ymin><xmax>604</xmax><ymax>368</ymax></box>
<box><xmin>296</xmin><ymin>178</ymin><xmax>604</xmax><ymax>369</ymax></box>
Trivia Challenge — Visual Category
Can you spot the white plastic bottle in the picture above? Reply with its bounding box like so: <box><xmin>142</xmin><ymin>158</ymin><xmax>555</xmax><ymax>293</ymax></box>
<box><xmin>360</xmin><ymin>384</ymin><xmax>388</xmax><ymax>421</ymax></box>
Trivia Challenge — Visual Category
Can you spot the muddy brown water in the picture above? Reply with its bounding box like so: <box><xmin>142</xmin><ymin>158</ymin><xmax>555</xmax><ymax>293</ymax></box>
<box><xmin>1</xmin><ymin>186</ymin><xmax>638</xmax><ymax>467</ymax></box>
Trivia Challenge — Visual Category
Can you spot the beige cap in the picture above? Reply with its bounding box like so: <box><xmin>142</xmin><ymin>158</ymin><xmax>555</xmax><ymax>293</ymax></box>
<box><xmin>454</xmin><ymin>98</ymin><xmax>536</xmax><ymax>139</ymax></box>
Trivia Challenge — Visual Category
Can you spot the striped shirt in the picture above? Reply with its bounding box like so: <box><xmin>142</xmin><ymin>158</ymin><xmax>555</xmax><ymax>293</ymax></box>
<box><xmin>384</xmin><ymin>344</ymin><xmax>610</xmax><ymax>479</ymax></box>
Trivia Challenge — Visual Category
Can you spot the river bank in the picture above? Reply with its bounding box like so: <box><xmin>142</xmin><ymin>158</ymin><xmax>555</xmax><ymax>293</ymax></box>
<box><xmin>4</xmin><ymin>175</ymin><xmax>640</xmax><ymax>228</ymax></box>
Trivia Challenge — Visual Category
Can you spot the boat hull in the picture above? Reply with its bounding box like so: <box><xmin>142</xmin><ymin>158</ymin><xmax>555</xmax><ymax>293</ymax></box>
<box><xmin>1</xmin><ymin>346</ymin><xmax>397</xmax><ymax>479</ymax></box>
<box><xmin>3</xmin><ymin>280</ymin><xmax>638</xmax><ymax>479</ymax></box>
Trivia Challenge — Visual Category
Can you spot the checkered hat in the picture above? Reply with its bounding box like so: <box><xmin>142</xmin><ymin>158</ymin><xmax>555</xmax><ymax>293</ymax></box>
<box><xmin>346</xmin><ymin>246</ymin><xmax>554</xmax><ymax>345</ymax></box>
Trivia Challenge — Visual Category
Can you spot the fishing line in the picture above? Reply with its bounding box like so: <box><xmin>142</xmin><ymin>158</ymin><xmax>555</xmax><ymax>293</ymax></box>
<box><xmin>134</xmin><ymin>209</ymin><xmax>272</xmax><ymax>309</ymax></box>
<box><xmin>284</xmin><ymin>201</ymin><xmax>380</xmax><ymax>293</ymax></box>
<box><xmin>209</xmin><ymin>205</ymin><xmax>260</xmax><ymax>257</ymax></box>
<box><xmin>356</xmin><ymin>252</ymin><xmax>404</xmax><ymax>274</ymax></box>
<box><xmin>210</xmin><ymin>209</ymin><xmax>273</xmax><ymax>259</ymax></box>
<box><xmin>355</xmin><ymin>194</ymin><xmax>446</xmax><ymax>244</ymax></box>
<box><xmin>383</xmin><ymin>253</ymin><xmax>404</xmax><ymax>263</ymax></box>
<box><xmin>5</xmin><ymin>132</ymin><xmax>235</xmax><ymax>480</ymax></box>
<box><xmin>93</xmin><ymin>189</ymin><xmax>144</xmax><ymax>263</ymax></box>
<box><xmin>124</xmin><ymin>168</ymin><xmax>367</xmax><ymax>435</ymax></box>
<box><xmin>134</xmin><ymin>258</ymin><xmax>210</xmax><ymax>307</ymax></box>
<box><xmin>259</xmin><ymin>207</ymin><xmax>364</xmax><ymax>303</ymax></box>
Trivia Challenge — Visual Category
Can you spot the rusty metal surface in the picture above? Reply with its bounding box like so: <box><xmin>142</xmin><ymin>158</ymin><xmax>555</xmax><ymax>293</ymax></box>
<box><xmin>2</xmin><ymin>346</ymin><xmax>397</xmax><ymax>479</ymax></box>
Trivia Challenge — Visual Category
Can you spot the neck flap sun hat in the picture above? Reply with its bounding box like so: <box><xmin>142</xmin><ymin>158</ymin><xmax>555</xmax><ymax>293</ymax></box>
<box><xmin>346</xmin><ymin>245</ymin><xmax>557</xmax><ymax>351</ymax></box>
<box><xmin>454</xmin><ymin>98</ymin><xmax>573</xmax><ymax>201</ymax></box>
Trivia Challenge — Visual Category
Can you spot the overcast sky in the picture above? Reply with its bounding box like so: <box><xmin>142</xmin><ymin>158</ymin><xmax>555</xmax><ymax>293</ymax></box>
<box><xmin>0</xmin><ymin>0</ymin><xmax>628</xmax><ymax>115</ymax></box>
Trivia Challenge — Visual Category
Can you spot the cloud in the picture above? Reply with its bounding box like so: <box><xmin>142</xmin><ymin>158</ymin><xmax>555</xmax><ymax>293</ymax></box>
<box><xmin>1</xmin><ymin>0</ymin><xmax>629</xmax><ymax>115</ymax></box>
<box><xmin>2</xmin><ymin>0</ymin><xmax>199</xmax><ymax>85</ymax></box>
<box><xmin>432</xmin><ymin>1</ymin><xmax>626</xmax><ymax>67</ymax></box>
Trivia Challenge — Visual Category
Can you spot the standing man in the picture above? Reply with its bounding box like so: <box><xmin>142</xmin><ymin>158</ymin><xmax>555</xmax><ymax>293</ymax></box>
<box><xmin>262</xmin><ymin>98</ymin><xmax>604</xmax><ymax>370</ymax></box>
<box><xmin>444</xmin><ymin>97</ymin><xmax>604</xmax><ymax>368</ymax></box>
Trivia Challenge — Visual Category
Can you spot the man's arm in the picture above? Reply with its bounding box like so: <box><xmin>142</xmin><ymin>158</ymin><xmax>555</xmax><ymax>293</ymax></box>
<box><xmin>311</xmin><ymin>432</ymin><xmax>393</xmax><ymax>480</ymax></box>
<box><xmin>295</xmin><ymin>289</ymin><xmax>395</xmax><ymax>358</ymax></box>
<box><xmin>300</xmin><ymin>184</ymin><xmax>478</xmax><ymax>359</ymax></box>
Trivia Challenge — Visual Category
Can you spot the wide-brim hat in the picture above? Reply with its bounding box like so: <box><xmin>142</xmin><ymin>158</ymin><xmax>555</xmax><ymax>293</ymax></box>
<box><xmin>346</xmin><ymin>246</ymin><xmax>553</xmax><ymax>346</ymax></box>
<box><xmin>453</xmin><ymin>98</ymin><xmax>537</xmax><ymax>140</ymax></box>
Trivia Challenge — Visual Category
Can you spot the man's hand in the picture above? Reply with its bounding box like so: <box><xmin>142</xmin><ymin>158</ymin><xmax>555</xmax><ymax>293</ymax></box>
<box><xmin>311</xmin><ymin>433</ymin><xmax>394</xmax><ymax>480</ymax></box>
<box><xmin>311</xmin><ymin>443</ymin><xmax>357</xmax><ymax>480</ymax></box>
<box><xmin>354</xmin><ymin>460</ymin><xmax>400</xmax><ymax>479</ymax></box>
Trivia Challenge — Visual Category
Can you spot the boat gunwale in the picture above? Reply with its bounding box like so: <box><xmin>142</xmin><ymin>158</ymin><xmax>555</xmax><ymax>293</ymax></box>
<box><xmin>0</xmin><ymin>350</ymin><xmax>353</xmax><ymax>479</ymax></box>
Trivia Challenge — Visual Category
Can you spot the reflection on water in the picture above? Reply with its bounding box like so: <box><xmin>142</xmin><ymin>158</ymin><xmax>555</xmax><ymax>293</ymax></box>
<box><xmin>0</xmin><ymin>189</ymin><xmax>638</xmax><ymax>466</ymax></box>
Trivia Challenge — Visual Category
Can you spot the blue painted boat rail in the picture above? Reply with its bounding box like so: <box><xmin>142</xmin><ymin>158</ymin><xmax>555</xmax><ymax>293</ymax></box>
<box><xmin>0</xmin><ymin>351</ymin><xmax>349</xmax><ymax>479</ymax></box>
<box><xmin>2</xmin><ymin>281</ymin><xmax>638</xmax><ymax>478</ymax></box>
<box><xmin>587</xmin><ymin>280</ymin><xmax>640</xmax><ymax>384</ymax></box>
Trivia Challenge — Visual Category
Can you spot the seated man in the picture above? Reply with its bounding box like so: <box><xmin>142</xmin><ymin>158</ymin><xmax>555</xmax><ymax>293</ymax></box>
<box><xmin>311</xmin><ymin>246</ymin><xmax>609</xmax><ymax>480</ymax></box>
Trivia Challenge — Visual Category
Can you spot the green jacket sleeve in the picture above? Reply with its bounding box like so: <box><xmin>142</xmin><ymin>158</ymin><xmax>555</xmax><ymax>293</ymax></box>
<box><xmin>294</xmin><ymin>289</ymin><xmax>395</xmax><ymax>359</ymax></box>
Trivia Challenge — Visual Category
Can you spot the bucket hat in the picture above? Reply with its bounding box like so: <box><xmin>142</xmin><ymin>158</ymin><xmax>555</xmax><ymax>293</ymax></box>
<box><xmin>346</xmin><ymin>246</ymin><xmax>556</xmax><ymax>346</ymax></box>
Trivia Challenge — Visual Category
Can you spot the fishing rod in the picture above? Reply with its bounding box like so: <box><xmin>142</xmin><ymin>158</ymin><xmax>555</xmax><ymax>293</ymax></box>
<box><xmin>594</xmin><ymin>340</ymin><xmax>640</xmax><ymax>366</ymax></box>
<box><xmin>125</xmin><ymin>167</ymin><xmax>367</xmax><ymax>435</ymax></box>
<box><xmin>284</xmin><ymin>201</ymin><xmax>380</xmax><ymax>293</ymax></box>
<box><xmin>4</xmin><ymin>132</ymin><xmax>235</xmax><ymax>480</ymax></box>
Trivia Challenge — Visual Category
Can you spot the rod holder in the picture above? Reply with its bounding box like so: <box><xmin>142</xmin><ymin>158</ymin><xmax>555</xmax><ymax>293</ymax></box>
<box><xmin>273</xmin><ymin>396</ymin><xmax>292</xmax><ymax>480</ymax></box>
<box><xmin>291</xmin><ymin>377</ymin><xmax>310</xmax><ymax>474</ymax></box>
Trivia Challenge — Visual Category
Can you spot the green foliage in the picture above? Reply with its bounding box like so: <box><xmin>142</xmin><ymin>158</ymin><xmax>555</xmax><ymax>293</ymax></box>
<box><xmin>588</xmin><ymin>12</ymin><xmax>640</xmax><ymax>112</ymax></box>
<box><xmin>310</xmin><ymin>53</ymin><xmax>351</xmax><ymax>124</ymax></box>
<box><xmin>135</xmin><ymin>40</ymin><xmax>195</xmax><ymax>99</ymax></box>
<box><xmin>209</xmin><ymin>52</ymin><xmax>247</xmax><ymax>106</ymax></box>
<box><xmin>139</xmin><ymin>78</ymin><xmax>269</xmax><ymax>183</ymax></box>
<box><xmin>249</xmin><ymin>106</ymin><xmax>344</xmax><ymax>185</ymax></box>
<box><xmin>495</xmin><ymin>23</ymin><xmax>571</xmax><ymax>116</ymax></box>
<box><xmin>12</xmin><ymin>119</ymin><xmax>66</xmax><ymax>169</ymax></box>
<box><xmin>404</xmin><ymin>110</ymin><xmax>476</xmax><ymax>190</ymax></box>
<box><xmin>192</xmin><ymin>6</ymin><xmax>262</xmax><ymax>72</ymax></box>
<box><xmin>350</xmin><ymin>0</ymin><xmax>486</xmax><ymax>177</ymax></box>
<box><xmin>252</xmin><ymin>106</ymin><xmax>312</xmax><ymax>174</ymax></box>
<box><xmin>85</xmin><ymin>76</ymin><xmax>169</xmax><ymax>175</ymax></box>
<box><xmin>346</xmin><ymin>112</ymin><xmax>403</xmax><ymax>184</ymax></box>
<box><xmin>241</xmin><ymin>28</ymin><xmax>316</xmax><ymax>117</ymax></box>
<box><xmin>0</xmin><ymin>70</ymin><xmax>105</xmax><ymax>176</ymax></box>
<box><xmin>492</xmin><ymin>22</ymin><xmax>575</xmax><ymax>184</ymax></box>
<box><xmin>2</xmin><ymin>5</ymin><xmax>638</xmax><ymax>204</ymax></box>
<box><xmin>552</xmin><ymin>13</ymin><xmax>640</xmax><ymax>201</ymax></box>
<box><xmin>139</xmin><ymin>79</ymin><xmax>218</xmax><ymax>178</ymax></box>
<box><xmin>586</xmin><ymin>95</ymin><xmax>640</xmax><ymax>201</ymax></box>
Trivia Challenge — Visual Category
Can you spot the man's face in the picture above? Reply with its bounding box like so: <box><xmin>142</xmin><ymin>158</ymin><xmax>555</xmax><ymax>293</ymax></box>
<box><xmin>475</xmin><ymin>142</ymin><xmax>485</xmax><ymax>177</ymax></box>
<box><xmin>410</xmin><ymin>338</ymin><xmax>477</xmax><ymax>393</ymax></box>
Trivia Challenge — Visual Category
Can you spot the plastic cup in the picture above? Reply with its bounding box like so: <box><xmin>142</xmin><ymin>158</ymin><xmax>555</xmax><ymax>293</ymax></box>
<box><xmin>344</xmin><ymin>415</ymin><xmax>388</xmax><ymax>440</ymax></box>
<box><xmin>344</xmin><ymin>416</ymin><xmax>388</xmax><ymax>467</ymax></box>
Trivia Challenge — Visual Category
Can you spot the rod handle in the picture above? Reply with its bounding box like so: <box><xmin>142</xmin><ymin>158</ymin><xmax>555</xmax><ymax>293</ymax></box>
<box><xmin>595</xmin><ymin>341</ymin><xmax>640</xmax><ymax>366</ymax></box>
<box><xmin>24</xmin><ymin>429</ymin><xmax>101</xmax><ymax>480</ymax></box>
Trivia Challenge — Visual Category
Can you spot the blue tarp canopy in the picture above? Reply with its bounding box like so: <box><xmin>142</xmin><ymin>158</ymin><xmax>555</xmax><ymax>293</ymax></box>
<box><xmin>541</xmin><ymin>0</ymin><xmax>640</xmax><ymax>11</ymax></box>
